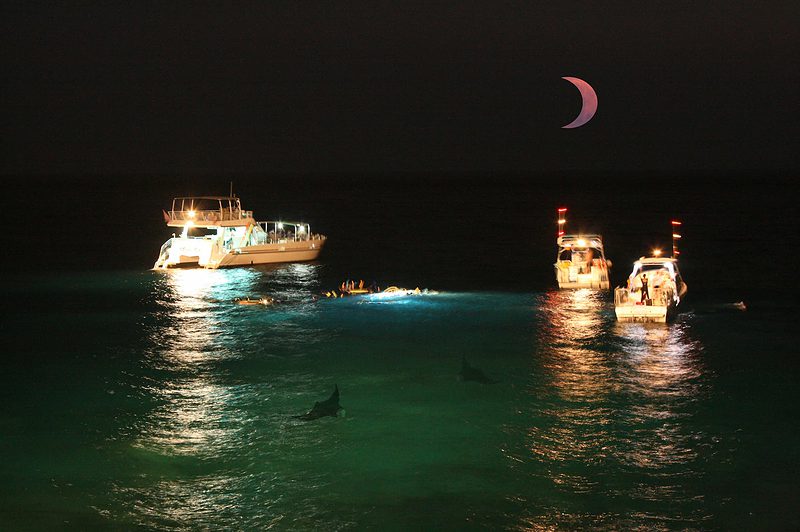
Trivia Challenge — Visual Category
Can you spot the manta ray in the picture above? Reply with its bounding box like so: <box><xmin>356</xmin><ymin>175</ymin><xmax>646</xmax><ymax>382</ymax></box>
<box><xmin>294</xmin><ymin>385</ymin><xmax>343</xmax><ymax>421</ymax></box>
<box><xmin>459</xmin><ymin>356</ymin><xmax>498</xmax><ymax>384</ymax></box>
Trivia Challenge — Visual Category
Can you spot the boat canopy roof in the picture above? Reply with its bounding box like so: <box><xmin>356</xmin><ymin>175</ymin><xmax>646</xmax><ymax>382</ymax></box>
<box><xmin>629</xmin><ymin>257</ymin><xmax>680</xmax><ymax>278</ymax></box>
<box><xmin>637</xmin><ymin>257</ymin><xmax>678</xmax><ymax>265</ymax></box>
<box><xmin>171</xmin><ymin>196</ymin><xmax>242</xmax><ymax>207</ymax></box>
<box><xmin>557</xmin><ymin>234</ymin><xmax>604</xmax><ymax>249</ymax></box>
<box><xmin>173</xmin><ymin>196</ymin><xmax>239</xmax><ymax>201</ymax></box>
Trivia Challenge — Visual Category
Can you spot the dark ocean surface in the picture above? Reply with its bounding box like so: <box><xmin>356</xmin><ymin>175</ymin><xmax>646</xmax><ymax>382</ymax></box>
<box><xmin>1</xmin><ymin>177</ymin><xmax>797</xmax><ymax>529</ymax></box>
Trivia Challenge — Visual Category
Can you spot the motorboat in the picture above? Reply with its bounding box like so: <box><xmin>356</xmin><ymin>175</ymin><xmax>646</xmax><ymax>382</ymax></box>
<box><xmin>154</xmin><ymin>196</ymin><xmax>325</xmax><ymax>269</ymax></box>
<box><xmin>553</xmin><ymin>208</ymin><xmax>611</xmax><ymax>289</ymax></box>
<box><xmin>614</xmin><ymin>222</ymin><xmax>687</xmax><ymax>323</ymax></box>
<box><xmin>614</xmin><ymin>257</ymin><xmax>688</xmax><ymax>322</ymax></box>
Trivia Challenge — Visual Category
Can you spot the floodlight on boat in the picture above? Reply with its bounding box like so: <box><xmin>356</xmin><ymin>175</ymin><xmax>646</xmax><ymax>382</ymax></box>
<box><xmin>298</xmin><ymin>224</ymin><xmax>306</xmax><ymax>234</ymax></box>
<box><xmin>188</xmin><ymin>210</ymin><xmax>196</xmax><ymax>219</ymax></box>
<box><xmin>652</xmin><ymin>248</ymin><xmax>662</xmax><ymax>257</ymax></box>
<box><xmin>277</xmin><ymin>222</ymin><xmax>284</xmax><ymax>230</ymax></box>
<box><xmin>577</xmin><ymin>238</ymin><xmax>586</xmax><ymax>247</ymax></box>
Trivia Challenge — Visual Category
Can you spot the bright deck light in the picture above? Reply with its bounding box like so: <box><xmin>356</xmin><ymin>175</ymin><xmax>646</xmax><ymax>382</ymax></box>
<box><xmin>577</xmin><ymin>239</ymin><xmax>586</xmax><ymax>247</ymax></box>
<box><xmin>277</xmin><ymin>222</ymin><xmax>284</xmax><ymax>230</ymax></box>
<box><xmin>188</xmin><ymin>210</ymin><xmax>196</xmax><ymax>218</ymax></box>
<box><xmin>652</xmin><ymin>248</ymin><xmax>662</xmax><ymax>257</ymax></box>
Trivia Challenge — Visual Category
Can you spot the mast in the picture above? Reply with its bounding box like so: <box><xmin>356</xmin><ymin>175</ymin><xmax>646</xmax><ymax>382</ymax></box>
<box><xmin>671</xmin><ymin>220</ymin><xmax>682</xmax><ymax>257</ymax></box>
<box><xmin>557</xmin><ymin>207</ymin><xmax>567</xmax><ymax>239</ymax></box>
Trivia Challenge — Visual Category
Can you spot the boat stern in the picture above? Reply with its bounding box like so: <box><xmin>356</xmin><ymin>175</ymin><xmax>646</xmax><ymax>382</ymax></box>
<box><xmin>614</xmin><ymin>304</ymin><xmax>669</xmax><ymax>323</ymax></box>
<box><xmin>153</xmin><ymin>237</ymin><xmax>218</xmax><ymax>269</ymax></box>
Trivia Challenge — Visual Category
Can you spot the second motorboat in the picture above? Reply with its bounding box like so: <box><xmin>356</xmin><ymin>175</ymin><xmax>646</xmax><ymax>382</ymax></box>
<box><xmin>553</xmin><ymin>207</ymin><xmax>612</xmax><ymax>289</ymax></box>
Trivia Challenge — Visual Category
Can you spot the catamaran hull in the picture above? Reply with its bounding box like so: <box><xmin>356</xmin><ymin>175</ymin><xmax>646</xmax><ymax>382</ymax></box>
<box><xmin>216</xmin><ymin>245</ymin><xmax>323</xmax><ymax>267</ymax></box>
<box><xmin>154</xmin><ymin>238</ymin><xmax>325</xmax><ymax>269</ymax></box>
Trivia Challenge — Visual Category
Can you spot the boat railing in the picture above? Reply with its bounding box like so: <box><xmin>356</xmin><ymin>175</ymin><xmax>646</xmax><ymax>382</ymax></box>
<box><xmin>158</xmin><ymin>238</ymin><xmax>172</xmax><ymax>256</ymax></box>
<box><xmin>257</xmin><ymin>221</ymin><xmax>325</xmax><ymax>244</ymax></box>
<box><xmin>169</xmin><ymin>209</ymin><xmax>253</xmax><ymax>223</ymax></box>
<box><xmin>614</xmin><ymin>287</ymin><xmax>630</xmax><ymax>305</ymax></box>
<box><xmin>154</xmin><ymin>238</ymin><xmax>173</xmax><ymax>268</ymax></box>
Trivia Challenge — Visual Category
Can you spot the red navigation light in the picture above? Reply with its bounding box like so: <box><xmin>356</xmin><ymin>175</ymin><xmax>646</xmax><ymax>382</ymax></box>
<box><xmin>558</xmin><ymin>208</ymin><xmax>567</xmax><ymax>212</ymax></box>
<box><xmin>558</xmin><ymin>231</ymin><xmax>565</xmax><ymax>236</ymax></box>
<box><xmin>671</xmin><ymin>220</ymin><xmax>682</xmax><ymax>225</ymax></box>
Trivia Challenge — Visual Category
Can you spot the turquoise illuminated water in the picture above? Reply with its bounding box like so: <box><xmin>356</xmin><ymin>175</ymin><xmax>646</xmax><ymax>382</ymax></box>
<box><xmin>2</xmin><ymin>264</ymin><xmax>797</xmax><ymax>530</ymax></box>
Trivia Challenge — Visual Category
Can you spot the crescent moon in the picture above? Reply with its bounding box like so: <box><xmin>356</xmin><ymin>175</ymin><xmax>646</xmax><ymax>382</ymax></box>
<box><xmin>562</xmin><ymin>76</ymin><xmax>598</xmax><ymax>129</ymax></box>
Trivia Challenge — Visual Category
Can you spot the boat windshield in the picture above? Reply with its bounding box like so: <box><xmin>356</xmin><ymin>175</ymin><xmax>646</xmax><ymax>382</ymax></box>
<box><xmin>184</xmin><ymin>226</ymin><xmax>218</xmax><ymax>238</ymax></box>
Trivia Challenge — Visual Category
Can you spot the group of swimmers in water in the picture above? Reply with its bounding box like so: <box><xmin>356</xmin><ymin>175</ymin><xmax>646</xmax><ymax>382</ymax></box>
<box><xmin>234</xmin><ymin>296</ymin><xmax>277</xmax><ymax>306</ymax></box>
<box><xmin>235</xmin><ymin>278</ymin><xmax>429</xmax><ymax>304</ymax></box>
<box><xmin>324</xmin><ymin>279</ymin><xmax>380</xmax><ymax>298</ymax></box>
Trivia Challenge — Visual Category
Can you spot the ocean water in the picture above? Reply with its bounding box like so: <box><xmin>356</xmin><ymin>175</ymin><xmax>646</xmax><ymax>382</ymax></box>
<box><xmin>1</xmin><ymin>178</ymin><xmax>798</xmax><ymax>529</ymax></box>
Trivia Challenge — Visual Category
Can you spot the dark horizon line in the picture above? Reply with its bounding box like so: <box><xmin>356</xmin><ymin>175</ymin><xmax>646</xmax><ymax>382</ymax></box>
<box><xmin>3</xmin><ymin>169</ymin><xmax>797</xmax><ymax>185</ymax></box>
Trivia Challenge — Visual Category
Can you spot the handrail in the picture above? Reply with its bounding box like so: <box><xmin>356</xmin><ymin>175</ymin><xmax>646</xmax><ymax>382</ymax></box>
<box><xmin>169</xmin><ymin>209</ymin><xmax>253</xmax><ymax>223</ymax></box>
<box><xmin>257</xmin><ymin>221</ymin><xmax>322</xmax><ymax>243</ymax></box>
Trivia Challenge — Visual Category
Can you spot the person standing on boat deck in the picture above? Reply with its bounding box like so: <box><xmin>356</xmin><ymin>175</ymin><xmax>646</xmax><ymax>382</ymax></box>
<box><xmin>640</xmin><ymin>274</ymin><xmax>649</xmax><ymax>303</ymax></box>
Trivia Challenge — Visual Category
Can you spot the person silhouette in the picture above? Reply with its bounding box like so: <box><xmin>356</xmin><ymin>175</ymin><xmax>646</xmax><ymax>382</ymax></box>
<box><xmin>640</xmin><ymin>274</ymin><xmax>649</xmax><ymax>303</ymax></box>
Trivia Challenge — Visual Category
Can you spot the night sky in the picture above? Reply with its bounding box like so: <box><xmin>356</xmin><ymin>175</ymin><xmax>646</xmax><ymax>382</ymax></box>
<box><xmin>2</xmin><ymin>2</ymin><xmax>798</xmax><ymax>178</ymax></box>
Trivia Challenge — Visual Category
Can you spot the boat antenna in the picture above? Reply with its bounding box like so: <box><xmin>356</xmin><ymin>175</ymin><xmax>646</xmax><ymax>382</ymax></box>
<box><xmin>230</xmin><ymin>181</ymin><xmax>235</xmax><ymax>198</ymax></box>
<box><xmin>671</xmin><ymin>220</ymin><xmax>682</xmax><ymax>257</ymax></box>
<box><xmin>557</xmin><ymin>207</ymin><xmax>567</xmax><ymax>238</ymax></box>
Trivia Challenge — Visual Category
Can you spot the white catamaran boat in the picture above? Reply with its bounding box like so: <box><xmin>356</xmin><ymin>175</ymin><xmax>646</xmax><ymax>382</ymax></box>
<box><xmin>153</xmin><ymin>196</ymin><xmax>326</xmax><ymax>269</ymax></box>
<box><xmin>553</xmin><ymin>207</ymin><xmax>612</xmax><ymax>289</ymax></box>
<box><xmin>614</xmin><ymin>221</ymin><xmax>688</xmax><ymax>323</ymax></box>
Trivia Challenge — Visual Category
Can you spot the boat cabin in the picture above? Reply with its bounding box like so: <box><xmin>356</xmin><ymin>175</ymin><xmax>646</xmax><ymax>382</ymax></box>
<box><xmin>554</xmin><ymin>234</ymin><xmax>611</xmax><ymax>289</ymax></box>
<box><xmin>556</xmin><ymin>235</ymin><xmax>606</xmax><ymax>273</ymax></box>
<box><xmin>618</xmin><ymin>257</ymin><xmax>685</xmax><ymax>306</ymax></box>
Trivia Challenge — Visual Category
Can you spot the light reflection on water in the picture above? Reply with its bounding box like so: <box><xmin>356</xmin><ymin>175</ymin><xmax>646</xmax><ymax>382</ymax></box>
<box><xmin>519</xmin><ymin>289</ymin><xmax>709</xmax><ymax>528</ymax></box>
<box><xmin>117</xmin><ymin>265</ymin><xmax>327</xmax><ymax>529</ymax></box>
<box><xmin>108</xmin><ymin>273</ymin><xmax>717</xmax><ymax>529</ymax></box>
